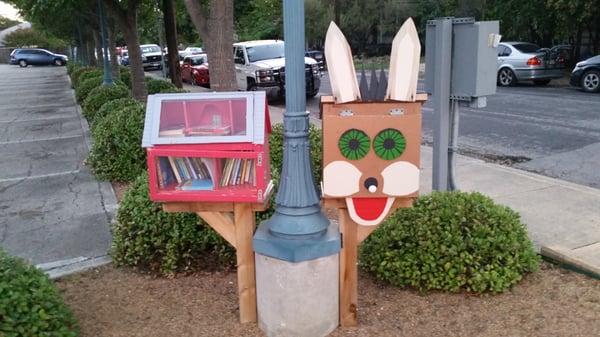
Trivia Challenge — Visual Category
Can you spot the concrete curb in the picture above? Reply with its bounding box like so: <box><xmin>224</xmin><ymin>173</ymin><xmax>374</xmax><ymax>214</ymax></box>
<box><xmin>541</xmin><ymin>245</ymin><xmax>600</xmax><ymax>279</ymax></box>
<box><xmin>38</xmin><ymin>255</ymin><xmax>112</xmax><ymax>280</ymax></box>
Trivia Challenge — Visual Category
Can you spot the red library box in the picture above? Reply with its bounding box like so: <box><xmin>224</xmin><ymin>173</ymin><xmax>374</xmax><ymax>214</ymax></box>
<box><xmin>142</xmin><ymin>91</ymin><xmax>272</xmax><ymax>203</ymax></box>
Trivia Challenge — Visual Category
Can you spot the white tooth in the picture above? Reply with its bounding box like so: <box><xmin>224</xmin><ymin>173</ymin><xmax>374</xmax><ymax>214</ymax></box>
<box><xmin>368</xmin><ymin>185</ymin><xmax>377</xmax><ymax>193</ymax></box>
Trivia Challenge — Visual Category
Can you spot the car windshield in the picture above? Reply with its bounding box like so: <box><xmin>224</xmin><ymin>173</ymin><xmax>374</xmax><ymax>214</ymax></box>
<box><xmin>246</xmin><ymin>43</ymin><xmax>284</xmax><ymax>62</ymax></box>
<box><xmin>513</xmin><ymin>43</ymin><xmax>540</xmax><ymax>53</ymax></box>
<box><xmin>141</xmin><ymin>45</ymin><xmax>161</xmax><ymax>53</ymax></box>
<box><xmin>191</xmin><ymin>55</ymin><xmax>207</xmax><ymax>65</ymax></box>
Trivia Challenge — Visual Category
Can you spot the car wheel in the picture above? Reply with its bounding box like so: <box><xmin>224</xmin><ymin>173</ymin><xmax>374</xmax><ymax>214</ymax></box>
<box><xmin>581</xmin><ymin>70</ymin><xmax>600</xmax><ymax>93</ymax></box>
<box><xmin>533</xmin><ymin>79</ymin><xmax>551</xmax><ymax>86</ymax></box>
<box><xmin>497</xmin><ymin>68</ymin><xmax>516</xmax><ymax>86</ymax></box>
<box><xmin>247</xmin><ymin>80</ymin><xmax>257</xmax><ymax>91</ymax></box>
<box><xmin>18</xmin><ymin>59</ymin><xmax>27</xmax><ymax>68</ymax></box>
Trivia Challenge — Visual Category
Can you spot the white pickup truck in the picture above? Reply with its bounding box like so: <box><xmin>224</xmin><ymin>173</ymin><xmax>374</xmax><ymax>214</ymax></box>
<box><xmin>233</xmin><ymin>40</ymin><xmax>321</xmax><ymax>98</ymax></box>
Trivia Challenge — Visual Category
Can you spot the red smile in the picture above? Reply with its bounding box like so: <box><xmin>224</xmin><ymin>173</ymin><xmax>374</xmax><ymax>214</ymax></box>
<box><xmin>350</xmin><ymin>197</ymin><xmax>388</xmax><ymax>221</ymax></box>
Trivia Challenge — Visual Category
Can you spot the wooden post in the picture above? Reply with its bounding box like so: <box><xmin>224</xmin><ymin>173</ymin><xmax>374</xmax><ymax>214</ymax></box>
<box><xmin>339</xmin><ymin>208</ymin><xmax>358</xmax><ymax>326</ymax></box>
<box><xmin>323</xmin><ymin>197</ymin><xmax>415</xmax><ymax>327</ymax></box>
<box><xmin>234</xmin><ymin>203</ymin><xmax>257</xmax><ymax>323</ymax></box>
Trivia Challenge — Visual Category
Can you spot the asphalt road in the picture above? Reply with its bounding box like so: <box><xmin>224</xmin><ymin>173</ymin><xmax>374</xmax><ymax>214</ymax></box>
<box><xmin>150</xmin><ymin>69</ymin><xmax>600</xmax><ymax>189</ymax></box>
<box><xmin>301</xmin><ymin>72</ymin><xmax>600</xmax><ymax>189</ymax></box>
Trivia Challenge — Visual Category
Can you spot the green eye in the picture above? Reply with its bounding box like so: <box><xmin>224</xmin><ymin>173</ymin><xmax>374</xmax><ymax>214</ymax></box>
<box><xmin>373</xmin><ymin>128</ymin><xmax>406</xmax><ymax>160</ymax></box>
<box><xmin>338</xmin><ymin>129</ymin><xmax>370</xmax><ymax>160</ymax></box>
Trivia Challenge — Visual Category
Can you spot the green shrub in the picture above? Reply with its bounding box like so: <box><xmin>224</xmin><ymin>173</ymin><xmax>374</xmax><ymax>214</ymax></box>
<box><xmin>77</xmin><ymin>69</ymin><xmax>103</xmax><ymax>85</ymax></box>
<box><xmin>253</xmin><ymin>123</ymin><xmax>323</xmax><ymax>223</ymax></box>
<box><xmin>0</xmin><ymin>248</ymin><xmax>78</xmax><ymax>336</ymax></box>
<box><xmin>81</xmin><ymin>84</ymin><xmax>130</xmax><ymax>124</ymax></box>
<box><xmin>92</xmin><ymin>97</ymin><xmax>140</xmax><ymax>131</ymax></box>
<box><xmin>66</xmin><ymin>62</ymin><xmax>79</xmax><ymax>75</ymax></box>
<box><xmin>75</xmin><ymin>76</ymin><xmax>103</xmax><ymax>103</ymax></box>
<box><xmin>360</xmin><ymin>191</ymin><xmax>540</xmax><ymax>293</ymax></box>
<box><xmin>112</xmin><ymin>173</ymin><xmax>234</xmax><ymax>274</ymax></box>
<box><xmin>146</xmin><ymin>77</ymin><xmax>177</xmax><ymax>94</ymax></box>
<box><xmin>268</xmin><ymin>123</ymin><xmax>322</xmax><ymax>185</ymax></box>
<box><xmin>76</xmin><ymin>77</ymin><xmax>127</xmax><ymax>104</ymax></box>
<box><xmin>70</xmin><ymin>66</ymin><xmax>97</xmax><ymax>88</ymax></box>
<box><xmin>87</xmin><ymin>102</ymin><xmax>146</xmax><ymax>182</ymax></box>
<box><xmin>119</xmin><ymin>66</ymin><xmax>131</xmax><ymax>88</ymax></box>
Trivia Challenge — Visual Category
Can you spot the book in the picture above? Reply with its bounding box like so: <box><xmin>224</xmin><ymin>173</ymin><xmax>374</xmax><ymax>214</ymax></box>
<box><xmin>168</xmin><ymin>157</ymin><xmax>182</xmax><ymax>183</ymax></box>
<box><xmin>177</xmin><ymin>179</ymin><xmax>214</xmax><ymax>191</ymax></box>
<box><xmin>176</xmin><ymin>158</ymin><xmax>191</xmax><ymax>180</ymax></box>
<box><xmin>158</xmin><ymin>157</ymin><xmax>175</xmax><ymax>188</ymax></box>
<box><xmin>184</xmin><ymin>157</ymin><xmax>198</xmax><ymax>180</ymax></box>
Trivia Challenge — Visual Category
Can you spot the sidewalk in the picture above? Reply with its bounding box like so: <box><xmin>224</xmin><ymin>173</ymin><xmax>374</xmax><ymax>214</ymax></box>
<box><xmin>0</xmin><ymin>65</ymin><xmax>115</xmax><ymax>278</ymax></box>
<box><xmin>268</xmin><ymin>105</ymin><xmax>600</xmax><ymax>278</ymax></box>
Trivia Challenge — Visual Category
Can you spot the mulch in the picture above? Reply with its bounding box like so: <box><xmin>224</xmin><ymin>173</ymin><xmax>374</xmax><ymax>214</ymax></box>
<box><xmin>56</xmin><ymin>262</ymin><xmax>600</xmax><ymax>337</ymax></box>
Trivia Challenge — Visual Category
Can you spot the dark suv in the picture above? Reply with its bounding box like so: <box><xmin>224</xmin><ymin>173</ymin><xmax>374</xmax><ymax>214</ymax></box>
<box><xmin>10</xmin><ymin>48</ymin><xmax>68</xmax><ymax>67</ymax></box>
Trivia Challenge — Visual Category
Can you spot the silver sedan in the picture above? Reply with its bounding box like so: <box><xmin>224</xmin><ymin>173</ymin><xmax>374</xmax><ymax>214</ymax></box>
<box><xmin>497</xmin><ymin>42</ymin><xmax>564</xmax><ymax>86</ymax></box>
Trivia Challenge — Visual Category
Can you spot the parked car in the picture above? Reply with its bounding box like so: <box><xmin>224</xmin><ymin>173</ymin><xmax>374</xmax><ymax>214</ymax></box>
<box><xmin>140</xmin><ymin>44</ymin><xmax>163</xmax><ymax>70</ymax></box>
<box><xmin>10</xmin><ymin>48</ymin><xmax>68</xmax><ymax>67</ymax></box>
<box><xmin>119</xmin><ymin>50</ymin><xmax>129</xmax><ymax>66</ymax></box>
<box><xmin>570</xmin><ymin>55</ymin><xmax>600</xmax><ymax>93</ymax></box>
<box><xmin>181</xmin><ymin>54</ymin><xmax>210</xmax><ymax>87</ymax></box>
<box><xmin>233</xmin><ymin>40</ymin><xmax>321</xmax><ymax>98</ymax></box>
<box><xmin>305</xmin><ymin>50</ymin><xmax>325</xmax><ymax>70</ymax></box>
<box><xmin>179</xmin><ymin>46</ymin><xmax>204</xmax><ymax>59</ymax></box>
<box><xmin>496</xmin><ymin>42</ymin><xmax>564</xmax><ymax>86</ymax></box>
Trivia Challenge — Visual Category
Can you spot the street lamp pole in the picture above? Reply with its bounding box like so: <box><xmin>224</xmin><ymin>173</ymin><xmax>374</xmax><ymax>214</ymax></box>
<box><xmin>97</xmin><ymin>0</ymin><xmax>113</xmax><ymax>86</ymax></box>
<box><xmin>253</xmin><ymin>0</ymin><xmax>339</xmax><ymax>262</ymax></box>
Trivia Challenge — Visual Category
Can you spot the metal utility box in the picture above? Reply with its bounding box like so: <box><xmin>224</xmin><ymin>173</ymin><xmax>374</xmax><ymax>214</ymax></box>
<box><xmin>425</xmin><ymin>18</ymin><xmax>500</xmax><ymax>99</ymax></box>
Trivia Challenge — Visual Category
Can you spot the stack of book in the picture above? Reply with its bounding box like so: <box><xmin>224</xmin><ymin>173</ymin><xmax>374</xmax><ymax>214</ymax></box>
<box><xmin>157</xmin><ymin>156</ymin><xmax>216</xmax><ymax>191</ymax></box>
<box><xmin>219</xmin><ymin>158</ymin><xmax>255</xmax><ymax>187</ymax></box>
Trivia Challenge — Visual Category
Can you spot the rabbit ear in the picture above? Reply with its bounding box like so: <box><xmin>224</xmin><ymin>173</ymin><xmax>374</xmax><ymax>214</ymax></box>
<box><xmin>325</xmin><ymin>21</ymin><xmax>361</xmax><ymax>103</ymax></box>
<box><xmin>386</xmin><ymin>17</ymin><xmax>421</xmax><ymax>101</ymax></box>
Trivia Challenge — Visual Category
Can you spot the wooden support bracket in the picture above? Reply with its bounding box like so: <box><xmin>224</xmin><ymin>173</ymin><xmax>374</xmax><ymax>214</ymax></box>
<box><xmin>162</xmin><ymin>195</ymin><xmax>272</xmax><ymax>324</ymax></box>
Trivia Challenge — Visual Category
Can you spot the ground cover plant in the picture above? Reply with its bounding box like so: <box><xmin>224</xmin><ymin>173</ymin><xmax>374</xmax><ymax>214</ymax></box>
<box><xmin>0</xmin><ymin>248</ymin><xmax>78</xmax><ymax>337</ymax></box>
<box><xmin>360</xmin><ymin>191</ymin><xmax>541</xmax><ymax>293</ymax></box>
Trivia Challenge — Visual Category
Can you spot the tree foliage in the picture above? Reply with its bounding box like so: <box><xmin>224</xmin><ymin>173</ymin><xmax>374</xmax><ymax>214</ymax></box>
<box><xmin>3</xmin><ymin>27</ymin><xmax>67</xmax><ymax>50</ymax></box>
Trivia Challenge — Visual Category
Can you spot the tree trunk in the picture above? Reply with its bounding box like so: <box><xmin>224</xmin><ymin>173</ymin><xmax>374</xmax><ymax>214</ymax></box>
<box><xmin>184</xmin><ymin>0</ymin><xmax>236</xmax><ymax>91</ymax></box>
<box><xmin>94</xmin><ymin>30</ymin><xmax>104</xmax><ymax>66</ymax></box>
<box><xmin>108</xmin><ymin>20</ymin><xmax>120</xmax><ymax>80</ymax></box>
<box><xmin>104</xmin><ymin>0</ymin><xmax>147</xmax><ymax>100</ymax></box>
<box><xmin>122</xmin><ymin>21</ymin><xmax>147</xmax><ymax>100</ymax></box>
<box><xmin>86</xmin><ymin>34</ymin><xmax>97</xmax><ymax>66</ymax></box>
<box><xmin>163</xmin><ymin>0</ymin><xmax>182</xmax><ymax>88</ymax></box>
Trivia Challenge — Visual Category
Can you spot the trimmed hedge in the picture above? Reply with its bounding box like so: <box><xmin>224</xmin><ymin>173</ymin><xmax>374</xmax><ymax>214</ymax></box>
<box><xmin>112</xmin><ymin>173</ymin><xmax>234</xmax><ymax>274</ymax></box>
<box><xmin>146</xmin><ymin>77</ymin><xmax>178</xmax><ymax>94</ymax></box>
<box><xmin>0</xmin><ymin>248</ymin><xmax>78</xmax><ymax>336</ymax></box>
<box><xmin>119</xmin><ymin>66</ymin><xmax>131</xmax><ymax>88</ymax></box>
<box><xmin>360</xmin><ymin>191</ymin><xmax>540</xmax><ymax>293</ymax></box>
<box><xmin>87</xmin><ymin>102</ymin><xmax>146</xmax><ymax>182</ymax></box>
<box><xmin>269</xmin><ymin>123</ymin><xmax>322</xmax><ymax>185</ymax></box>
<box><xmin>92</xmin><ymin>97</ymin><xmax>140</xmax><ymax>131</ymax></box>
<box><xmin>77</xmin><ymin>69</ymin><xmax>103</xmax><ymax>86</ymax></box>
<box><xmin>70</xmin><ymin>66</ymin><xmax>97</xmax><ymax>88</ymax></box>
<box><xmin>81</xmin><ymin>84</ymin><xmax>131</xmax><ymax>125</ymax></box>
<box><xmin>76</xmin><ymin>77</ymin><xmax>127</xmax><ymax>104</ymax></box>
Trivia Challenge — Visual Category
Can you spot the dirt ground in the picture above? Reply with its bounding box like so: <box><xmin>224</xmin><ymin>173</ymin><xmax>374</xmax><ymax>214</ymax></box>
<box><xmin>56</xmin><ymin>262</ymin><xmax>600</xmax><ymax>337</ymax></box>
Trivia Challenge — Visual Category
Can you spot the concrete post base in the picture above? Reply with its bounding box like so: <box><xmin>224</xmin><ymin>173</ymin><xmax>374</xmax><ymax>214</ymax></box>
<box><xmin>255</xmin><ymin>252</ymin><xmax>339</xmax><ymax>337</ymax></box>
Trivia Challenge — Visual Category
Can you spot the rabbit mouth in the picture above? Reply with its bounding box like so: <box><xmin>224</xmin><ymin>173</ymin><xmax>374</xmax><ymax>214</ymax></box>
<box><xmin>346</xmin><ymin>197</ymin><xmax>394</xmax><ymax>226</ymax></box>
